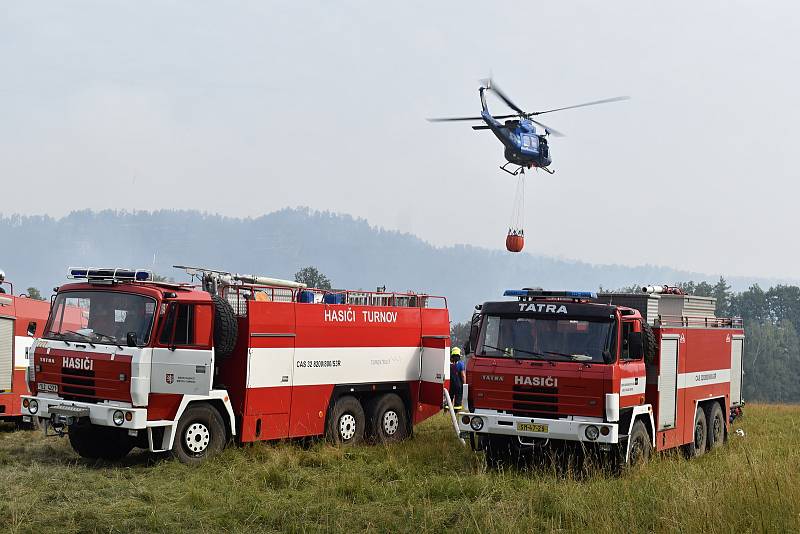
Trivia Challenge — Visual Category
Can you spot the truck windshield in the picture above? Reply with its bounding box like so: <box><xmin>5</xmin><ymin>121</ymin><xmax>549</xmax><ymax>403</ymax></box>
<box><xmin>477</xmin><ymin>315</ymin><xmax>615</xmax><ymax>363</ymax></box>
<box><xmin>44</xmin><ymin>291</ymin><xmax>157</xmax><ymax>346</ymax></box>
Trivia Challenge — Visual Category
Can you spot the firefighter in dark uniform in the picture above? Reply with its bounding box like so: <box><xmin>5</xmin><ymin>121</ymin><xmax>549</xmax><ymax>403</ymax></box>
<box><xmin>449</xmin><ymin>347</ymin><xmax>467</xmax><ymax>409</ymax></box>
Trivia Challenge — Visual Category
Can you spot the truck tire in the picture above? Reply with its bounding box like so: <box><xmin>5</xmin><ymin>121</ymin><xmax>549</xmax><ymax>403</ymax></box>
<box><xmin>484</xmin><ymin>435</ymin><xmax>529</xmax><ymax>470</ymax></box>
<box><xmin>705</xmin><ymin>401</ymin><xmax>725</xmax><ymax>450</ymax></box>
<box><xmin>325</xmin><ymin>395</ymin><xmax>365</xmax><ymax>445</ymax></box>
<box><xmin>212</xmin><ymin>295</ymin><xmax>238</xmax><ymax>359</ymax></box>
<box><xmin>642</xmin><ymin>322</ymin><xmax>657</xmax><ymax>364</ymax></box>
<box><xmin>626</xmin><ymin>419</ymin><xmax>652</xmax><ymax>467</ymax></box>
<box><xmin>683</xmin><ymin>406</ymin><xmax>707</xmax><ymax>458</ymax></box>
<box><xmin>69</xmin><ymin>425</ymin><xmax>133</xmax><ymax>461</ymax></box>
<box><xmin>171</xmin><ymin>403</ymin><xmax>227</xmax><ymax>465</ymax></box>
<box><xmin>484</xmin><ymin>435</ymin><xmax>512</xmax><ymax>470</ymax></box>
<box><xmin>366</xmin><ymin>393</ymin><xmax>409</xmax><ymax>443</ymax></box>
<box><xmin>15</xmin><ymin>417</ymin><xmax>40</xmax><ymax>431</ymax></box>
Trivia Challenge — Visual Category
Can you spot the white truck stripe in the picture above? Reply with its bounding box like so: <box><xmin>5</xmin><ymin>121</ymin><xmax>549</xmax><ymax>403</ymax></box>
<box><xmin>620</xmin><ymin>376</ymin><xmax>646</xmax><ymax>397</ymax></box>
<box><xmin>676</xmin><ymin>368</ymin><xmax>731</xmax><ymax>389</ymax></box>
<box><xmin>247</xmin><ymin>346</ymin><xmax>442</xmax><ymax>388</ymax></box>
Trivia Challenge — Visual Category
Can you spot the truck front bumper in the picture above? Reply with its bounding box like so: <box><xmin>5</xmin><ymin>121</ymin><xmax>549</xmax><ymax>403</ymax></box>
<box><xmin>457</xmin><ymin>410</ymin><xmax>619</xmax><ymax>445</ymax></box>
<box><xmin>21</xmin><ymin>395</ymin><xmax>148</xmax><ymax>430</ymax></box>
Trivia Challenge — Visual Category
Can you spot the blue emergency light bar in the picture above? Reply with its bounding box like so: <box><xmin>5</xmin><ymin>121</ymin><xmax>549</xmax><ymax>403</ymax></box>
<box><xmin>503</xmin><ymin>289</ymin><xmax>597</xmax><ymax>299</ymax></box>
<box><xmin>68</xmin><ymin>268</ymin><xmax>153</xmax><ymax>282</ymax></box>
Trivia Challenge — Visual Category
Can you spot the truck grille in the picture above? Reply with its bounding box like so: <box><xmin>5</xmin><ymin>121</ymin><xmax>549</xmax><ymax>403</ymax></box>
<box><xmin>61</xmin><ymin>368</ymin><xmax>97</xmax><ymax>401</ymax></box>
<box><xmin>510</xmin><ymin>385</ymin><xmax>560</xmax><ymax>419</ymax></box>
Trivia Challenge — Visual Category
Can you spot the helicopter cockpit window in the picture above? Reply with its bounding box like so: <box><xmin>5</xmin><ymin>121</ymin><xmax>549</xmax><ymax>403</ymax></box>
<box><xmin>521</xmin><ymin>135</ymin><xmax>538</xmax><ymax>150</ymax></box>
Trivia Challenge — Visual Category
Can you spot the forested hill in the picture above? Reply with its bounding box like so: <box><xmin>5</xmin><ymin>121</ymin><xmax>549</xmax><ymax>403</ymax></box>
<box><xmin>0</xmin><ymin>208</ymin><xmax>792</xmax><ymax>322</ymax></box>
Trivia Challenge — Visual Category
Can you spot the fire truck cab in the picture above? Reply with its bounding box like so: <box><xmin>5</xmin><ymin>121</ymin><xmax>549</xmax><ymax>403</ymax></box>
<box><xmin>456</xmin><ymin>288</ymin><xmax>744</xmax><ymax>468</ymax></box>
<box><xmin>23</xmin><ymin>267</ymin><xmax>449</xmax><ymax>464</ymax></box>
<box><xmin>0</xmin><ymin>270</ymin><xmax>50</xmax><ymax>428</ymax></box>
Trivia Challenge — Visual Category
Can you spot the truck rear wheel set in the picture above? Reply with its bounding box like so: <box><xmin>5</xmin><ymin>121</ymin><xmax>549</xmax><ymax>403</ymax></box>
<box><xmin>684</xmin><ymin>406</ymin><xmax>709</xmax><ymax>458</ymax></box>
<box><xmin>326</xmin><ymin>393</ymin><xmax>410</xmax><ymax>445</ymax></box>
<box><xmin>705</xmin><ymin>402</ymin><xmax>725</xmax><ymax>449</ymax></box>
<box><xmin>681</xmin><ymin>401</ymin><xmax>726</xmax><ymax>459</ymax></box>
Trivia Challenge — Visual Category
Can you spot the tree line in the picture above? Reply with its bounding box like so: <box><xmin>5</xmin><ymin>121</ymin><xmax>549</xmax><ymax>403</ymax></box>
<box><xmin>450</xmin><ymin>278</ymin><xmax>800</xmax><ymax>404</ymax></box>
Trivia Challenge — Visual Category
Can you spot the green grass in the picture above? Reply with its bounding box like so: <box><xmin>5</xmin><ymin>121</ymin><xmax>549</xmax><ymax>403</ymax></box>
<box><xmin>0</xmin><ymin>404</ymin><xmax>797</xmax><ymax>533</ymax></box>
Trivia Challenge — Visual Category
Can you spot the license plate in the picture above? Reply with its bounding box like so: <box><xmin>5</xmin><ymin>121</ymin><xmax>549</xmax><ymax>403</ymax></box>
<box><xmin>517</xmin><ymin>422</ymin><xmax>549</xmax><ymax>433</ymax></box>
<box><xmin>37</xmin><ymin>382</ymin><xmax>58</xmax><ymax>393</ymax></box>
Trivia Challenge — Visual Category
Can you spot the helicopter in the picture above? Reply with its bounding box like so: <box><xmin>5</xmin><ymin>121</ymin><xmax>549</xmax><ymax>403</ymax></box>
<box><xmin>428</xmin><ymin>79</ymin><xmax>629</xmax><ymax>175</ymax></box>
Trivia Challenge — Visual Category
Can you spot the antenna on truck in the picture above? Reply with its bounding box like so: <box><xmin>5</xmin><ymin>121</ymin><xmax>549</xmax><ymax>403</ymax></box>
<box><xmin>173</xmin><ymin>265</ymin><xmax>307</xmax><ymax>295</ymax></box>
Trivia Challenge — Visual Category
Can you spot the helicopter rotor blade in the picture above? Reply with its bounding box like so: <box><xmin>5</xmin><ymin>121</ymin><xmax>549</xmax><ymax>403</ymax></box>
<box><xmin>427</xmin><ymin>116</ymin><xmax>485</xmax><ymax>122</ymax></box>
<box><xmin>471</xmin><ymin>125</ymin><xmax>508</xmax><ymax>130</ymax></box>
<box><xmin>426</xmin><ymin>117</ymin><xmax>483</xmax><ymax>122</ymax></box>
<box><xmin>487</xmin><ymin>80</ymin><xmax>526</xmax><ymax>115</ymax></box>
<box><xmin>427</xmin><ymin>113</ymin><xmax>519</xmax><ymax>123</ymax></box>
<box><xmin>530</xmin><ymin>96</ymin><xmax>630</xmax><ymax>116</ymax></box>
<box><xmin>530</xmin><ymin>118</ymin><xmax>566</xmax><ymax>137</ymax></box>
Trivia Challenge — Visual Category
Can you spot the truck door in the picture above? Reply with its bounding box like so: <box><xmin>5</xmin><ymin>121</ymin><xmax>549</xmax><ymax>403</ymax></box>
<box><xmin>730</xmin><ymin>335</ymin><xmax>744</xmax><ymax>406</ymax></box>
<box><xmin>658</xmin><ymin>334</ymin><xmax>680</xmax><ymax>430</ymax></box>
<box><xmin>417</xmin><ymin>335</ymin><xmax>448</xmax><ymax>422</ymax></box>
<box><xmin>0</xmin><ymin>317</ymin><xmax>13</xmax><ymax>392</ymax></box>
<box><xmin>151</xmin><ymin>302</ymin><xmax>214</xmax><ymax>396</ymax></box>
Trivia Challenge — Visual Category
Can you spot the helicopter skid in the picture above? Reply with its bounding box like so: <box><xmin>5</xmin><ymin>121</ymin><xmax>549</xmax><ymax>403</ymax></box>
<box><xmin>500</xmin><ymin>162</ymin><xmax>525</xmax><ymax>176</ymax></box>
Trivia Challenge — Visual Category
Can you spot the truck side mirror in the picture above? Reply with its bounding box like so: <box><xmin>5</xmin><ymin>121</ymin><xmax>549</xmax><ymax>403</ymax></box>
<box><xmin>27</xmin><ymin>322</ymin><xmax>37</xmax><ymax>337</ymax></box>
<box><xmin>467</xmin><ymin>312</ymin><xmax>481</xmax><ymax>355</ymax></box>
<box><xmin>126</xmin><ymin>332</ymin><xmax>138</xmax><ymax>347</ymax></box>
<box><xmin>627</xmin><ymin>331</ymin><xmax>644</xmax><ymax>360</ymax></box>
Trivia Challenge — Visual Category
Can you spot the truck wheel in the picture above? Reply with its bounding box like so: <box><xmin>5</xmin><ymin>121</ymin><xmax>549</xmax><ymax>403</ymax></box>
<box><xmin>366</xmin><ymin>393</ymin><xmax>409</xmax><ymax>443</ymax></box>
<box><xmin>212</xmin><ymin>295</ymin><xmax>238</xmax><ymax>359</ymax></box>
<box><xmin>15</xmin><ymin>417</ymin><xmax>40</xmax><ymax>431</ymax></box>
<box><xmin>642</xmin><ymin>322</ymin><xmax>657</xmax><ymax>364</ymax></box>
<box><xmin>325</xmin><ymin>396</ymin><xmax>365</xmax><ymax>445</ymax></box>
<box><xmin>705</xmin><ymin>402</ymin><xmax>725</xmax><ymax>450</ymax></box>
<box><xmin>69</xmin><ymin>425</ymin><xmax>133</xmax><ymax>461</ymax></box>
<box><xmin>683</xmin><ymin>406</ymin><xmax>707</xmax><ymax>458</ymax></box>
<box><xmin>171</xmin><ymin>404</ymin><xmax>227</xmax><ymax>465</ymax></box>
<box><xmin>485</xmin><ymin>436</ymin><xmax>515</xmax><ymax>470</ymax></box>
<box><xmin>627</xmin><ymin>420</ymin><xmax>652</xmax><ymax>467</ymax></box>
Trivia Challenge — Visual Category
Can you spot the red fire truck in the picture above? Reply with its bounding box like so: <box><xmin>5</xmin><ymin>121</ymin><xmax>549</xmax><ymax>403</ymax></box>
<box><xmin>22</xmin><ymin>267</ymin><xmax>449</xmax><ymax>464</ymax></box>
<box><xmin>456</xmin><ymin>287</ymin><xmax>744</xmax><ymax>468</ymax></box>
<box><xmin>0</xmin><ymin>271</ymin><xmax>51</xmax><ymax>428</ymax></box>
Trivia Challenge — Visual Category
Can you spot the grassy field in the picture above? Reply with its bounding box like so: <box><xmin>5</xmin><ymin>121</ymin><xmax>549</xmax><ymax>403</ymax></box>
<box><xmin>0</xmin><ymin>404</ymin><xmax>797</xmax><ymax>533</ymax></box>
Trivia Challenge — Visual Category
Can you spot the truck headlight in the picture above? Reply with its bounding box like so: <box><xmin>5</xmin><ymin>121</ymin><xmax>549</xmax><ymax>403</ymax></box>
<box><xmin>584</xmin><ymin>425</ymin><xmax>599</xmax><ymax>441</ymax></box>
<box><xmin>470</xmin><ymin>416</ymin><xmax>484</xmax><ymax>431</ymax></box>
<box><xmin>113</xmin><ymin>410</ymin><xmax>125</xmax><ymax>426</ymax></box>
<box><xmin>28</xmin><ymin>399</ymin><xmax>39</xmax><ymax>415</ymax></box>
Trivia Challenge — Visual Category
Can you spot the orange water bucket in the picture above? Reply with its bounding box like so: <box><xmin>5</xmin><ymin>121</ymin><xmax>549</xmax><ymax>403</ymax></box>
<box><xmin>506</xmin><ymin>233</ymin><xmax>524</xmax><ymax>253</ymax></box>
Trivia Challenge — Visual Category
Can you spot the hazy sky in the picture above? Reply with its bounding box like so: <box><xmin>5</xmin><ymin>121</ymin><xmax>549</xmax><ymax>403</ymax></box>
<box><xmin>1</xmin><ymin>2</ymin><xmax>796</xmax><ymax>278</ymax></box>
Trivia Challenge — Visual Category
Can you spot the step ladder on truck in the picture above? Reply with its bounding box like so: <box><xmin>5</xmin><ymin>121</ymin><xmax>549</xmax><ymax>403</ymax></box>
<box><xmin>454</xmin><ymin>287</ymin><xmax>744</xmax><ymax>468</ymax></box>
<box><xmin>22</xmin><ymin>266</ymin><xmax>450</xmax><ymax>464</ymax></box>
